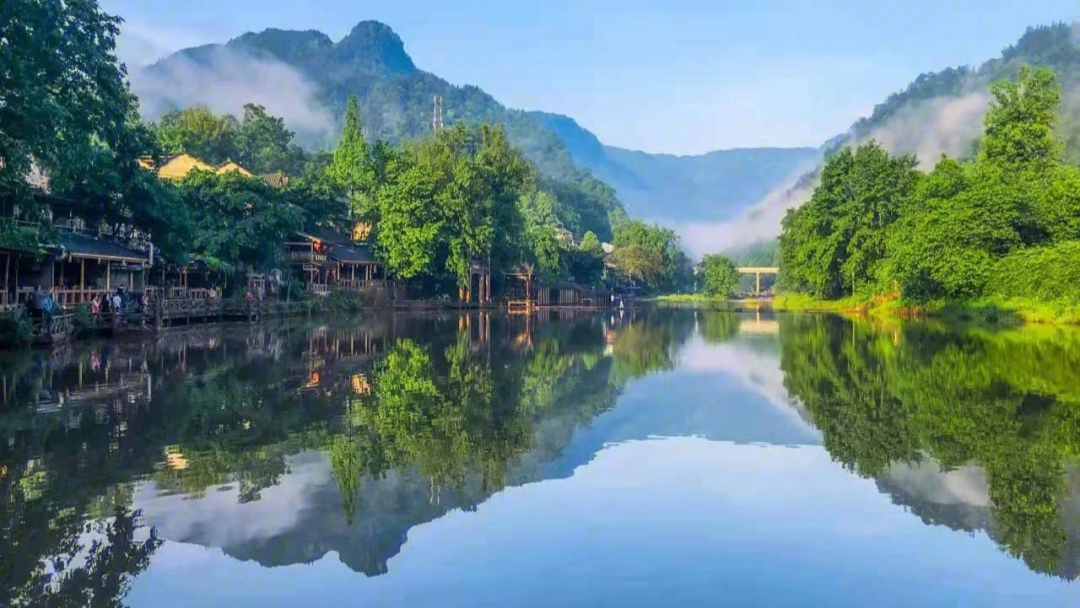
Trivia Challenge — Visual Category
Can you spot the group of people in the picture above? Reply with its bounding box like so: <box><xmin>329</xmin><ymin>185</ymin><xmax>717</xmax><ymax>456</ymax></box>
<box><xmin>24</xmin><ymin>285</ymin><xmax>144</xmax><ymax>325</ymax></box>
<box><xmin>88</xmin><ymin>287</ymin><xmax>131</xmax><ymax>319</ymax></box>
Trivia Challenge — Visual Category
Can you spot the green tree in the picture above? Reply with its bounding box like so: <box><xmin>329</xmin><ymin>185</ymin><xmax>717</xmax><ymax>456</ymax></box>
<box><xmin>328</xmin><ymin>95</ymin><xmax>375</xmax><ymax>216</ymax></box>
<box><xmin>579</xmin><ymin>231</ymin><xmax>603</xmax><ymax>255</ymax></box>
<box><xmin>236</xmin><ymin>103</ymin><xmax>305</xmax><ymax>174</ymax></box>
<box><xmin>0</xmin><ymin>0</ymin><xmax>139</xmax><ymax>220</ymax></box>
<box><xmin>369</xmin><ymin>123</ymin><xmax>531</xmax><ymax>285</ymax></box>
<box><xmin>698</xmin><ymin>254</ymin><xmax>740</xmax><ymax>297</ymax></box>
<box><xmin>779</xmin><ymin>141</ymin><xmax>919</xmax><ymax>298</ymax></box>
<box><xmin>180</xmin><ymin>170</ymin><xmax>305</xmax><ymax>272</ymax></box>
<box><xmin>154</xmin><ymin>106</ymin><xmax>239</xmax><ymax>164</ymax></box>
<box><xmin>979</xmin><ymin>66</ymin><xmax>1063</xmax><ymax>168</ymax></box>
<box><xmin>612</xmin><ymin>220</ymin><xmax>687</xmax><ymax>292</ymax></box>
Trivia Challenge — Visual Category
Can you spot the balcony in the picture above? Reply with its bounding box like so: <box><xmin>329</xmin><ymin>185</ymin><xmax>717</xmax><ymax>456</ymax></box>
<box><xmin>288</xmin><ymin>250</ymin><xmax>328</xmax><ymax>265</ymax></box>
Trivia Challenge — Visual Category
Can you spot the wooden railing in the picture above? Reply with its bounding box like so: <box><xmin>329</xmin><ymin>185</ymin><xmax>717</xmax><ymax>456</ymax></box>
<box><xmin>336</xmin><ymin>279</ymin><xmax>390</xmax><ymax>291</ymax></box>
<box><xmin>308</xmin><ymin>283</ymin><xmax>331</xmax><ymax>295</ymax></box>
<box><xmin>289</xmin><ymin>250</ymin><xmax>328</xmax><ymax>264</ymax></box>
<box><xmin>52</xmin><ymin>288</ymin><xmax>111</xmax><ymax>307</ymax></box>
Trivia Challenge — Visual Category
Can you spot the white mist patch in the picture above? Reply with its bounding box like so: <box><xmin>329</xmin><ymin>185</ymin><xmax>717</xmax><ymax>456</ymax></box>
<box><xmin>130</xmin><ymin>47</ymin><xmax>336</xmax><ymax>143</ymax></box>
<box><xmin>675</xmin><ymin>164</ymin><xmax>817</xmax><ymax>257</ymax></box>
<box><xmin>681</xmin><ymin>91</ymin><xmax>992</xmax><ymax>256</ymax></box>
<box><xmin>859</xmin><ymin>92</ymin><xmax>991</xmax><ymax>169</ymax></box>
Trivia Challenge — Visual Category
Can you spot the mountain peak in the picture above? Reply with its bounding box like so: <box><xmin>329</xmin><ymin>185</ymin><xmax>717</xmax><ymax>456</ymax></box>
<box><xmin>333</xmin><ymin>20</ymin><xmax>416</xmax><ymax>75</ymax></box>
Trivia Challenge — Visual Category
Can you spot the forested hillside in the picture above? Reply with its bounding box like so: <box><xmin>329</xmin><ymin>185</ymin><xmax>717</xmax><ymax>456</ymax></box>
<box><xmin>530</xmin><ymin>111</ymin><xmax>821</xmax><ymax>222</ymax></box>
<box><xmin>138</xmin><ymin>21</ymin><xmax>626</xmax><ymax>240</ymax></box>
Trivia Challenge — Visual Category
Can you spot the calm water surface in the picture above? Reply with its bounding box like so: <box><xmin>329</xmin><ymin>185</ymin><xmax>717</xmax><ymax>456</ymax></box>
<box><xmin>4</xmin><ymin>310</ymin><xmax>1080</xmax><ymax>607</ymax></box>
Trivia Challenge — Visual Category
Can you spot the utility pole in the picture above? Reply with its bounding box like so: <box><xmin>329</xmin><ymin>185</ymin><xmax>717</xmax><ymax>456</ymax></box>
<box><xmin>432</xmin><ymin>95</ymin><xmax>444</xmax><ymax>132</ymax></box>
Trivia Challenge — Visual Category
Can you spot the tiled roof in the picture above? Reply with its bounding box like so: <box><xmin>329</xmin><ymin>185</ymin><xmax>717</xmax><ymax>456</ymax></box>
<box><xmin>58</xmin><ymin>231</ymin><xmax>149</xmax><ymax>263</ymax></box>
<box><xmin>216</xmin><ymin>160</ymin><xmax>253</xmax><ymax>177</ymax></box>
<box><xmin>261</xmin><ymin>172</ymin><xmax>290</xmax><ymax>188</ymax></box>
<box><xmin>297</xmin><ymin>228</ymin><xmax>376</xmax><ymax>264</ymax></box>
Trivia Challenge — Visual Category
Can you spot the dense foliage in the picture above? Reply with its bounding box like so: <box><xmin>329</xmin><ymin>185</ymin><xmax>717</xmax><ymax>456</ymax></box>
<box><xmin>697</xmin><ymin>254</ymin><xmax>740</xmax><ymax>297</ymax></box>
<box><xmin>611</xmin><ymin>220</ymin><xmax>693</xmax><ymax>293</ymax></box>
<box><xmin>780</xmin><ymin>67</ymin><xmax>1080</xmax><ymax>308</ymax></box>
<box><xmin>0</xmin><ymin>0</ymin><xmax>136</xmax><ymax>220</ymax></box>
<box><xmin>155</xmin><ymin>104</ymin><xmax>309</xmax><ymax>175</ymax></box>
<box><xmin>321</xmin><ymin>97</ymin><xmax>613</xmax><ymax>288</ymax></box>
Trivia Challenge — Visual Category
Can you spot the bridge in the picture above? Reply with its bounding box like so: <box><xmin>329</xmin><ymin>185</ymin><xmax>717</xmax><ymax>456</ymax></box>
<box><xmin>736</xmin><ymin>267</ymin><xmax>779</xmax><ymax>294</ymax></box>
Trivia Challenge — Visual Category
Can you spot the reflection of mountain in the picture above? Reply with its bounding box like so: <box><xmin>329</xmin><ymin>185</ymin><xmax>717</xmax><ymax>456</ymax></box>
<box><xmin>138</xmin><ymin>359</ymin><xmax>626</xmax><ymax>575</ymax></box>
<box><xmin>138</xmin><ymin>325</ymin><xmax>828</xmax><ymax>575</ymax></box>
<box><xmin>876</xmin><ymin>461</ymin><xmax>1080</xmax><ymax>580</ymax></box>
<box><xmin>875</xmin><ymin>460</ymin><xmax>991</xmax><ymax>534</ymax></box>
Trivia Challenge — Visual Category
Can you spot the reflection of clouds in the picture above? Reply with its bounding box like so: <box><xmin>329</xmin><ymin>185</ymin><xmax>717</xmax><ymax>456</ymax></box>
<box><xmin>679</xmin><ymin>334</ymin><xmax>820</xmax><ymax>438</ymax></box>
<box><xmin>136</xmin><ymin>451</ymin><xmax>332</xmax><ymax>549</ymax></box>
<box><xmin>883</xmin><ymin>460</ymin><xmax>990</xmax><ymax>508</ymax></box>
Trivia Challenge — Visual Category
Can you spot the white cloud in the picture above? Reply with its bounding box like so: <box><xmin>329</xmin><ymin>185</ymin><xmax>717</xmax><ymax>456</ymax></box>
<box><xmin>116</xmin><ymin>19</ymin><xmax>228</xmax><ymax>69</ymax></box>
<box><xmin>129</xmin><ymin>45</ymin><xmax>336</xmax><ymax>142</ymax></box>
<box><xmin>677</xmin><ymin>89</ymin><xmax>994</xmax><ymax>256</ymax></box>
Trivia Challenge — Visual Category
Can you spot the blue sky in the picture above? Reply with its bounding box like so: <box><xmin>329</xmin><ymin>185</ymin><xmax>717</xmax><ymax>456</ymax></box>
<box><xmin>104</xmin><ymin>0</ymin><xmax>1080</xmax><ymax>154</ymax></box>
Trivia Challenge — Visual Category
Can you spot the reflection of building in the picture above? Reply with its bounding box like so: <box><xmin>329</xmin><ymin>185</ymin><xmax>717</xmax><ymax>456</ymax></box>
<box><xmin>164</xmin><ymin>446</ymin><xmax>190</xmax><ymax>471</ymax></box>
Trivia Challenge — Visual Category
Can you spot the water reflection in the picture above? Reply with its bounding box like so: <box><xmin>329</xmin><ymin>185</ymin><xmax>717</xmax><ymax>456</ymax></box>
<box><xmin>0</xmin><ymin>310</ymin><xmax>694</xmax><ymax>605</ymax></box>
<box><xmin>3</xmin><ymin>309</ymin><xmax>1080</xmax><ymax>606</ymax></box>
<box><xmin>779</xmin><ymin>315</ymin><xmax>1080</xmax><ymax>580</ymax></box>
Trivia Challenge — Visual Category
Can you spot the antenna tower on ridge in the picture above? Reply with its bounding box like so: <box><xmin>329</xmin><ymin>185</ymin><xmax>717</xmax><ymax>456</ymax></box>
<box><xmin>432</xmin><ymin>95</ymin><xmax>444</xmax><ymax>132</ymax></box>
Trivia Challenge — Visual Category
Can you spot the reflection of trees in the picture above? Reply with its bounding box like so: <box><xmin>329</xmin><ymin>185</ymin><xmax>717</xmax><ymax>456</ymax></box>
<box><xmin>0</xmin><ymin>311</ymin><xmax>693</xmax><ymax>591</ymax></box>
<box><xmin>779</xmin><ymin>315</ymin><xmax>1080</xmax><ymax>578</ymax></box>
<box><xmin>697</xmin><ymin>311</ymin><xmax>741</xmax><ymax>345</ymax></box>
<box><xmin>331</xmin><ymin>316</ymin><xmax>623</xmax><ymax>525</ymax></box>
<box><xmin>6</xmin><ymin>507</ymin><xmax>161</xmax><ymax>608</ymax></box>
<box><xmin>610</xmin><ymin>310</ymin><xmax>695</xmax><ymax>380</ymax></box>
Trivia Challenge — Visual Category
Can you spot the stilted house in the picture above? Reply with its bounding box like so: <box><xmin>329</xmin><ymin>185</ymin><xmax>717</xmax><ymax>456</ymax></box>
<box><xmin>288</xmin><ymin>227</ymin><xmax>386</xmax><ymax>295</ymax></box>
<box><xmin>49</xmin><ymin>232</ymin><xmax>151</xmax><ymax>306</ymax></box>
<box><xmin>3</xmin><ymin>228</ymin><xmax>151</xmax><ymax>309</ymax></box>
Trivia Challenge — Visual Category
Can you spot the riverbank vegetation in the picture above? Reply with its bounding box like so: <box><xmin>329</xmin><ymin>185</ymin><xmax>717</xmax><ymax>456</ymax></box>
<box><xmin>778</xmin><ymin>66</ymin><xmax>1080</xmax><ymax>323</ymax></box>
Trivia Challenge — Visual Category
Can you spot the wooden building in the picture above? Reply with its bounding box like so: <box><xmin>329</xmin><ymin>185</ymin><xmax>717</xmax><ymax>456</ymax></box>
<box><xmin>3</xmin><ymin>231</ymin><xmax>150</xmax><ymax>308</ymax></box>
<box><xmin>536</xmin><ymin>284</ymin><xmax>587</xmax><ymax>307</ymax></box>
<box><xmin>288</xmin><ymin>228</ymin><xmax>386</xmax><ymax>295</ymax></box>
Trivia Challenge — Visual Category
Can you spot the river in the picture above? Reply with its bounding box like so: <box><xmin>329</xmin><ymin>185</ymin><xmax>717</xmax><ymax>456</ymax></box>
<box><xmin>3</xmin><ymin>310</ymin><xmax>1080</xmax><ymax>607</ymax></box>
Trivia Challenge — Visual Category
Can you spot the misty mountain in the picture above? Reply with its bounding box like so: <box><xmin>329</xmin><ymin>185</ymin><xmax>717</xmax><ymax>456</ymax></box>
<box><xmin>831</xmin><ymin>22</ymin><xmax>1080</xmax><ymax>159</ymax></box>
<box><xmin>134</xmin><ymin>21</ymin><xmax>626</xmax><ymax>240</ymax></box>
<box><xmin>530</xmin><ymin>111</ymin><xmax>821</xmax><ymax>223</ymax></box>
<box><xmin>135</xmin><ymin>20</ymin><xmax>824</xmax><ymax>237</ymax></box>
<box><xmin>702</xmin><ymin>21</ymin><xmax>1080</xmax><ymax>254</ymax></box>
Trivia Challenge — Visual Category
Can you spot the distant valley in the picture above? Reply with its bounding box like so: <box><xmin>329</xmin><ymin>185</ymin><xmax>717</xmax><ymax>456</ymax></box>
<box><xmin>529</xmin><ymin>111</ymin><xmax>821</xmax><ymax>223</ymax></box>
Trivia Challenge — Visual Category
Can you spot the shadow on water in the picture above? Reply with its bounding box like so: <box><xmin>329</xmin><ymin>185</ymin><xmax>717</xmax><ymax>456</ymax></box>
<box><xmin>5</xmin><ymin>308</ymin><xmax>1080</xmax><ymax>605</ymax></box>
